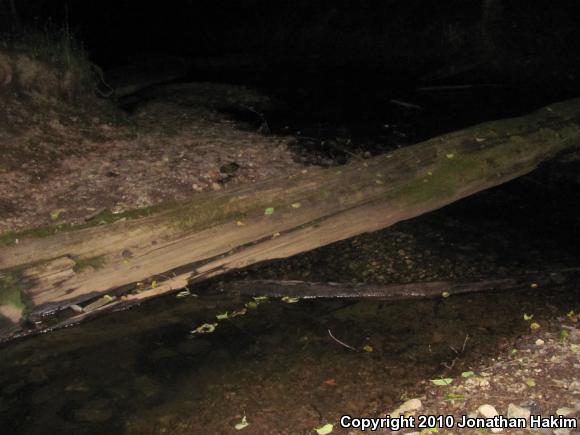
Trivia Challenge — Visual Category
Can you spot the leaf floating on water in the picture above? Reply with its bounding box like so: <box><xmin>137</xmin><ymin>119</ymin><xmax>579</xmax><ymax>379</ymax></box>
<box><xmin>430</xmin><ymin>378</ymin><xmax>453</xmax><ymax>386</ymax></box>
<box><xmin>315</xmin><ymin>423</ymin><xmax>334</xmax><ymax>435</ymax></box>
<box><xmin>264</xmin><ymin>207</ymin><xmax>274</xmax><ymax>215</ymax></box>
<box><xmin>461</xmin><ymin>371</ymin><xmax>475</xmax><ymax>378</ymax></box>
<box><xmin>290</xmin><ymin>202</ymin><xmax>301</xmax><ymax>208</ymax></box>
<box><xmin>281</xmin><ymin>296</ymin><xmax>300</xmax><ymax>304</ymax></box>
<box><xmin>191</xmin><ymin>323</ymin><xmax>217</xmax><ymax>335</ymax></box>
<box><xmin>530</xmin><ymin>322</ymin><xmax>541</xmax><ymax>331</ymax></box>
<box><xmin>234</xmin><ymin>416</ymin><xmax>249</xmax><ymax>430</ymax></box>
<box><xmin>216</xmin><ymin>312</ymin><xmax>229</xmax><ymax>320</ymax></box>
<box><xmin>176</xmin><ymin>290</ymin><xmax>191</xmax><ymax>298</ymax></box>
<box><xmin>231</xmin><ymin>308</ymin><xmax>247</xmax><ymax>318</ymax></box>
<box><xmin>523</xmin><ymin>313</ymin><xmax>534</xmax><ymax>321</ymax></box>
<box><xmin>362</xmin><ymin>345</ymin><xmax>374</xmax><ymax>353</ymax></box>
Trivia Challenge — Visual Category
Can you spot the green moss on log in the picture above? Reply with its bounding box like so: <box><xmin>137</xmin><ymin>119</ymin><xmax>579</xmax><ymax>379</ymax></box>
<box><xmin>73</xmin><ymin>255</ymin><xmax>106</xmax><ymax>273</ymax></box>
<box><xmin>0</xmin><ymin>270</ymin><xmax>26</xmax><ymax>313</ymax></box>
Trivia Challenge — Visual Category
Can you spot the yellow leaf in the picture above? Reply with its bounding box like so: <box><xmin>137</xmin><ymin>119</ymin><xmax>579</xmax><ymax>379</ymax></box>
<box><xmin>315</xmin><ymin>423</ymin><xmax>333</xmax><ymax>435</ymax></box>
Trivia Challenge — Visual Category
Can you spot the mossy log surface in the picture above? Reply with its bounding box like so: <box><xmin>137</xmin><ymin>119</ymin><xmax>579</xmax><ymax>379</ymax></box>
<box><xmin>1</xmin><ymin>97</ymin><xmax>580</xmax><ymax>341</ymax></box>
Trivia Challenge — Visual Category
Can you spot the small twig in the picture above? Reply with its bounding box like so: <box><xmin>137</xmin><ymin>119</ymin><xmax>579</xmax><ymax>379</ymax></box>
<box><xmin>441</xmin><ymin>358</ymin><xmax>457</xmax><ymax>370</ymax></box>
<box><xmin>390</xmin><ymin>98</ymin><xmax>422</xmax><ymax>111</ymax></box>
<box><xmin>461</xmin><ymin>334</ymin><xmax>470</xmax><ymax>353</ymax></box>
<box><xmin>328</xmin><ymin>328</ymin><xmax>357</xmax><ymax>351</ymax></box>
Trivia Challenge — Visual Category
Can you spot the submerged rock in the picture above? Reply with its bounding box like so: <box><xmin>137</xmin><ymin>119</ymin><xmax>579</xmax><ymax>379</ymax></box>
<box><xmin>74</xmin><ymin>399</ymin><xmax>113</xmax><ymax>422</ymax></box>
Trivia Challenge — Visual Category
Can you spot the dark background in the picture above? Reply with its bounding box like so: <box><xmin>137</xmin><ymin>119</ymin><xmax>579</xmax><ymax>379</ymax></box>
<box><xmin>3</xmin><ymin>0</ymin><xmax>579</xmax><ymax>89</ymax></box>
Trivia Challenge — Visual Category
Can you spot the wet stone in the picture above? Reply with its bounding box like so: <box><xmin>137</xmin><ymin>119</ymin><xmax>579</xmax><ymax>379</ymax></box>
<box><xmin>74</xmin><ymin>399</ymin><xmax>114</xmax><ymax>423</ymax></box>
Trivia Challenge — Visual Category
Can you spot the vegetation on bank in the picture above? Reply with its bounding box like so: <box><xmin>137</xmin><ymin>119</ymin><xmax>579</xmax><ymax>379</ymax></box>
<box><xmin>0</xmin><ymin>23</ymin><xmax>99</xmax><ymax>100</ymax></box>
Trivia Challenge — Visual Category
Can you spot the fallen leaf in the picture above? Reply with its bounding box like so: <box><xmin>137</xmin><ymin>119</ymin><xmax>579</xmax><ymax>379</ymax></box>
<box><xmin>446</xmin><ymin>153</ymin><xmax>454</xmax><ymax>159</ymax></box>
<box><xmin>362</xmin><ymin>345</ymin><xmax>374</xmax><ymax>353</ymax></box>
<box><xmin>291</xmin><ymin>202</ymin><xmax>301</xmax><ymax>208</ymax></box>
<box><xmin>264</xmin><ymin>207</ymin><xmax>274</xmax><ymax>215</ymax></box>
<box><xmin>315</xmin><ymin>423</ymin><xmax>333</xmax><ymax>435</ymax></box>
<box><xmin>526</xmin><ymin>378</ymin><xmax>536</xmax><ymax>387</ymax></box>
<box><xmin>461</xmin><ymin>371</ymin><xmax>475</xmax><ymax>378</ymax></box>
<box><xmin>530</xmin><ymin>322</ymin><xmax>541</xmax><ymax>331</ymax></box>
<box><xmin>444</xmin><ymin>393</ymin><xmax>465</xmax><ymax>400</ymax></box>
<box><xmin>523</xmin><ymin>313</ymin><xmax>534</xmax><ymax>321</ymax></box>
<box><xmin>50</xmin><ymin>210</ymin><xmax>62</xmax><ymax>221</ymax></box>
<box><xmin>236</xmin><ymin>220</ymin><xmax>245</xmax><ymax>226</ymax></box>
<box><xmin>441</xmin><ymin>291</ymin><xmax>450</xmax><ymax>298</ymax></box>
<box><xmin>216</xmin><ymin>312</ymin><xmax>229</xmax><ymax>320</ymax></box>
<box><xmin>281</xmin><ymin>296</ymin><xmax>300</xmax><ymax>303</ymax></box>
<box><xmin>324</xmin><ymin>379</ymin><xmax>337</xmax><ymax>386</ymax></box>
<box><xmin>430</xmin><ymin>378</ymin><xmax>453</xmax><ymax>386</ymax></box>
<box><xmin>176</xmin><ymin>290</ymin><xmax>191</xmax><ymax>298</ymax></box>
<box><xmin>191</xmin><ymin>323</ymin><xmax>217</xmax><ymax>334</ymax></box>
<box><xmin>234</xmin><ymin>416</ymin><xmax>249</xmax><ymax>430</ymax></box>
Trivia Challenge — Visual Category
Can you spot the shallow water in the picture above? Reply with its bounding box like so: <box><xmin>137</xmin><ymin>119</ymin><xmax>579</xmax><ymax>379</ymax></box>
<box><xmin>1</xmin><ymin>172</ymin><xmax>579</xmax><ymax>434</ymax></box>
<box><xmin>1</xmin><ymin>283</ymin><xmax>578</xmax><ymax>434</ymax></box>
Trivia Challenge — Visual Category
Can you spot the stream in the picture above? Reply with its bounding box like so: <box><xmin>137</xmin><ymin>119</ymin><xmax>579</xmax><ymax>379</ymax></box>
<box><xmin>1</xmin><ymin>70</ymin><xmax>579</xmax><ymax>434</ymax></box>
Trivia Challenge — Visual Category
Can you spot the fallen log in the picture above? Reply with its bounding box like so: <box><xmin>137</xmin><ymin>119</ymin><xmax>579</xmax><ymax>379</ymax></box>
<box><xmin>1</xmin><ymin>97</ymin><xmax>580</xmax><ymax>341</ymax></box>
<box><xmin>223</xmin><ymin>269</ymin><xmax>580</xmax><ymax>300</ymax></box>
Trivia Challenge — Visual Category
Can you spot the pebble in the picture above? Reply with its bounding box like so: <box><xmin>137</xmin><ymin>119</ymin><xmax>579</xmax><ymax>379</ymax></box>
<box><xmin>389</xmin><ymin>398</ymin><xmax>422</xmax><ymax>417</ymax></box>
<box><xmin>568</xmin><ymin>380</ymin><xmax>580</xmax><ymax>394</ymax></box>
<box><xmin>556</xmin><ymin>407</ymin><xmax>576</xmax><ymax>417</ymax></box>
<box><xmin>508</xmin><ymin>403</ymin><xmax>531</xmax><ymax>420</ymax></box>
<box><xmin>477</xmin><ymin>404</ymin><xmax>502</xmax><ymax>433</ymax></box>
<box><xmin>75</xmin><ymin>399</ymin><xmax>113</xmax><ymax>422</ymax></box>
<box><xmin>398</xmin><ymin>398</ymin><xmax>423</xmax><ymax>413</ymax></box>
